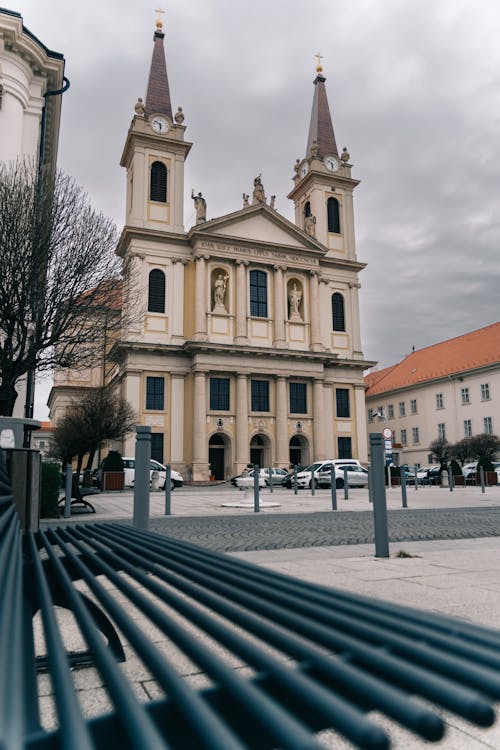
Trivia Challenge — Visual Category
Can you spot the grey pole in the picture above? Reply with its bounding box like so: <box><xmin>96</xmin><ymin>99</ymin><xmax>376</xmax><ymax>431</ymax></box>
<box><xmin>293</xmin><ymin>465</ymin><xmax>298</xmax><ymax>495</ymax></box>
<box><xmin>64</xmin><ymin>464</ymin><xmax>72</xmax><ymax>519</ymax></box>
<box><xmin>401</xmin><ymin>469</ymin><xmax>408</xmax><ymax>508</ymax></box>
<box><xmin>134</xmin><ymin>425</ymin><xmax>151</xmax><ymax>530</ymax></box>
<box><xmin>448</xmin><ymin>467</ymin><xmax>454</xmax><ymax>492</ymax></box>
<box><xmin>253</xmin><ymin>464</ymin><xmax>260</xmax><ymax>512</ymax></box>
<box><xmin>414</xmin><ymin>464</ymin><xmax>418</xmax><ymax>491</ymax></box>
<box><xmin>330</xmin><ymin>466</ymin><xmax>337</xmax><ymax>510</ymax></box>
<box><xmin>480</xmin><ymin>466</ymin><xmax>486</xmax><ymax>494</ymax></box>
<box><xmin>370</xmin><ymin>433</ymin><xmax>390</xmax><ymax>558</ymax></box>
<box><xmin>343</xmin><ymin>466</ymin><xmax>349</xmax><ymax>500</ymax></box>
<box><xmin>268</xmin><ymin>467</ymin><xmax>273</xmax><ymax>493</ymax></box>
<box><xmin>368</xmin><ymin>464</ymin><xmax>373</xmax><ymax>503</ymax></box>
<box><xmin>311</xmin><ymin>471</ymin><xmax>316</xmax><ymax>496</ymax></box>
<box><xmin>165</xmin><ymin>464</ymin><xmax>171</xmax><ymax>515</ymax></box>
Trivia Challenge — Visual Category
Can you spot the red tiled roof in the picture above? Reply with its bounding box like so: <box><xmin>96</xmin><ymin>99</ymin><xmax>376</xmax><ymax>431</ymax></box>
<box><xmin>306</xmin><ymin>74</ymin><xmax>338</xmax><ymax>159</ymax></box>
<box><xmin>79</xmin><ymin>278</ymin><xmax>123</xmax><ymax>310</ymax></box>
<box><xmin>39</xmin><ymin>421</ymin><xmax>52</xmax><ymax>431</ymax></box>
<box><xmin>365</xmin><ymin>322</ymin><xmax>500</xmax><ymax>397</ymax></box>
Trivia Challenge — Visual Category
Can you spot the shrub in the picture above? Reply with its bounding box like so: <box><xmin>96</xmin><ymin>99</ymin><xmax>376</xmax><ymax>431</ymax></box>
<box><xmin>40</xmin><ymin>462</ymin><xmax>61</xmax><ymax>518</ymax></box>
<box><xmin>477</xmin><ymin>456</ymin><xmax>494</xmax><ymax>473</ymax></box>
<box><xmin>102</xmin><ymin>450</ymin><xmax>124</xmax><ymax>472</ymax></box>
<box><xmin>450</xmin><ymin>459</ymin><xmax>463</xmax><ymax>476</ymax></box>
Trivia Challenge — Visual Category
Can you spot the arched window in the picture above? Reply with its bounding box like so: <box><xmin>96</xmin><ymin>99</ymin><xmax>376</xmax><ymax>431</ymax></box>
<box><xmin>331</xmin><ymin>292</ymin><xmax>345</xmax><ymax>331</ymax></box>
<box><xmin>327</xmin><ymin>197</ymin><xmax>340</xmax><ymax>233</ymax></box>
<box><xmin>304</xmin><ymin>201</ymin><xmax>311</xmax><ymax>217</ymax></box>
<box><xmin>249</xmin><ymin>269</ymin><xmax>268</xmax><ymax>317</ymax></box>
<box><xmin>148</xmin><ymin>269</ymin><xmax>165</xmax><ymax>313</ymax></box>
<box><xmin>150</xmin><ymin>161</ymin><xmax>167</xmax><ymax>203</ymax></box>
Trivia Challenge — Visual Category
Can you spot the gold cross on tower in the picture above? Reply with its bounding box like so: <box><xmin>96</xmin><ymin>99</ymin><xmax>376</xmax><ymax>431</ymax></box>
<box><xmin>155</xmin><ymin>7</ymin><xmax>165</xmax><ymax>31</ymax></box>
<box><xmin>314</xmin><ymin>52</ymin><xmax>324</xmax><ymax>74</ymax></box>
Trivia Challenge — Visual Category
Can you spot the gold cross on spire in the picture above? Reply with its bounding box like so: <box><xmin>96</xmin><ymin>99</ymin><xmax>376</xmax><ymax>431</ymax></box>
<box><xmin>314</xmin><ymin>52</ymin><xmax>324</xmax><ymax>74</ymax></box>
<box><xmin>155</xmin><ymin>7</ymin><xmax>165</xmax><ymax>31</ymax></box>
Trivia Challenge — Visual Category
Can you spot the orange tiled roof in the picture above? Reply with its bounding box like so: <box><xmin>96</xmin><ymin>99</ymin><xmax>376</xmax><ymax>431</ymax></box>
<box><xmin>39</xmin><ymin>421</ymin><xmax>52</xmax><ymax>431</ymax></box>
<box><xmin>365</xmin><ymin>322</ymin><xmax>500</xmax><ymax>397</ymax></box>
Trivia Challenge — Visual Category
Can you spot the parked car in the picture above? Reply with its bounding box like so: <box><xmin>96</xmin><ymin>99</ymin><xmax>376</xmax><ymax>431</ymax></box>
<box><xmin>97</xmin><ymin>458</ymin><xmax>183</xmax><ymax>490</ymax></box>
<box><xmin>317</xmin><ymin>464</ymin><xmax>369</xmax><ymax>489</ymax></box>
<box><xmin>283</xmin><ymin>459</ymin><xmax>362</xmax><ymax>489</ymax></box>
<box><xmin>231</xmin><ymin>467</ymin><xmax>290</xmax><ymax>487</ymax></box>
<box><xmin>462</xmin><ymin>462</ymin><xmax>478</xmax><ymax>480</ymax></box>
<box><xmin>235</xmin><ymin>474</ymin><xmax>266</xmax><ymax>489</ymax></box>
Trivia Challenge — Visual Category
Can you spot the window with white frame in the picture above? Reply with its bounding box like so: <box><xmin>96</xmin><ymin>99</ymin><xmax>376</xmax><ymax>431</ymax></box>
<box><xmin>461</xmin><ymin>387</ymin><xmax>470</xmax><ymax>404</ymax></box>
<box><xmin>481</xmin><ymin>383</ymin><xmax>490</xmax><ymax>401</ymax></box>
<box><xmin>484</xmin><ymin>416</ymin><xmax>493</xmax><ymax>434</ymax></box>
<box><xmin>412</xmin><ymin>427</ymin><xmax>420</xmax><ymax>444</ymax></box>
<box><xmin>464</xmin><ymin>419</ymin><xmax>472</xmax><ymax>437</ymax></box>
<box><xmin>387</xmin><ymin>403</ymin><xmax>394</xmax><ymax>419</ymax></box>
<box><xmin>399</xmin><ymin>401</ymin><xmax>405</xmax><ymax>417</ymax></box>
<box><xmin>410</xmin><ymin>399</ymin><xmax>417</xmax><ymax>415</ymax></box>
<box><xmin>401</xmin><ymin>429</ymin><xmax>407</xmax><ymax>445</ymax></box>
<box><xmin>436</xmin><ymin>393</ymin><xmax>444</xmax><ymax>409</ymax></box>
<box><xmin>438</xmin><ymin>423</ymin><xmax>446</xmax><ymax>440</ymax></box>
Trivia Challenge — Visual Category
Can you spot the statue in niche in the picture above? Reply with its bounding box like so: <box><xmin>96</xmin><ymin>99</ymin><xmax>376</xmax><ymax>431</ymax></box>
<box><xmin>288</xmin><ymin>283</ymin><xmax>303</xmax><ymax>322</ymax></box>
<box><xmin>304</xmin><ymin>214</ymin><xmax>316</xmax><ymax>237</ymax></box>
<box><xmin>252</xmin><ymin>174</ymin><xmax>266</xmax><ymax>204</ymax></box>
<box><xmin>213</xmin><ymin>272</ymin><xmax>228</xmax><ymax>313</ymax></box>
<box><xmin>191</xmin><ymin>190</ymin><xmax>206</xmax><ymax>222</ymax></box>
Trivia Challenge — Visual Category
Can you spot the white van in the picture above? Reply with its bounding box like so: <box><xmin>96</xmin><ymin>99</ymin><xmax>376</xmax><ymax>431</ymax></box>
<box><xmin>122</xmin><ymin>458</ymin><xmax>183</xmax><ymax>490</ymax></box>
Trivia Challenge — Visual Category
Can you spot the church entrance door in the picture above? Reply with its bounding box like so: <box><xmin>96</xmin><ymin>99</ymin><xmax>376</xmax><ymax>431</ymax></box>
<box><xmin>208</xmin><ymin>434</ymin><xmax>226</xmax><ymax>480</ymax></box>
<box><xmin>289</xmin><ymin>435</ymin><xmax>309</xmax><ymax>468</ymax></box>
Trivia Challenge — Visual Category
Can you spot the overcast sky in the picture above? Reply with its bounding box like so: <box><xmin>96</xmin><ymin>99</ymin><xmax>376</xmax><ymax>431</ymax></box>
<box><xmin>13</xmin><ymin>0</ymin><xmax>500</xmax><ymax>419</ymax></box>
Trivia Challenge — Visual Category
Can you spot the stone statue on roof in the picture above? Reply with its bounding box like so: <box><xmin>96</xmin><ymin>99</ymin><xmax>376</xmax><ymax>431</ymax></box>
<box><xmin>252</xmin><ymin>175</ymin><xmax>266</xmax><ymax>204</ymax></box>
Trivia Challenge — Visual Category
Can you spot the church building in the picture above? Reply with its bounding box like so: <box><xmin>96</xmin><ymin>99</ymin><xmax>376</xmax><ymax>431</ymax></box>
<box><xmin>51</xmin><ymin>16</ymin><xmax>373</xmax><ymax>481</ymax></box>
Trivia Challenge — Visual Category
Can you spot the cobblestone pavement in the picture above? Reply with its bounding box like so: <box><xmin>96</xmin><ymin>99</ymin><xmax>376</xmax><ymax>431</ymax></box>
<box><xmin>147</xmin><ymin>506</ymin><xmax>500</xmax><ymax>552</ymax></box>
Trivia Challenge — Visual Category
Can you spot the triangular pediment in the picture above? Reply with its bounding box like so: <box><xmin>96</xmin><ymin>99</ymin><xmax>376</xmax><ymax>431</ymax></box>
<box><xmin>188</xmin><ymin>203</ymin><xmax>325</xmax><ymax>255</ymax></box>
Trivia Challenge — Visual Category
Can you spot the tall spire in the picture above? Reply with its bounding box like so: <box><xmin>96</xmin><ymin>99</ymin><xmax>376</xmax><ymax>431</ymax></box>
<box><xmin>305</xmin><ymin>56</ymin><xmax>338</xmax><ymax>159</ymax></box>
<box><xmin>144</xmin><ymin>12</ymin><xmax>173</xmax><ymax>119</ymax></box>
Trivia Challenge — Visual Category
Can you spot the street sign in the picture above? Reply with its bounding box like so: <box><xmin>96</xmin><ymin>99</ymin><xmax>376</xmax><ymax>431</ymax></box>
<box><xmin>382</xmin><ymin>428</ymin><xmax>392</xmax><ymax>440</ymax></box>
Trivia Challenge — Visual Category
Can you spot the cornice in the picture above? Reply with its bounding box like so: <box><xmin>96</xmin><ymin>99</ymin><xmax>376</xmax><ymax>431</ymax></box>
<box><xmin>116</xmin><ymin>225</ymin><xmax>190</xmax><ymax>257</ymax></box>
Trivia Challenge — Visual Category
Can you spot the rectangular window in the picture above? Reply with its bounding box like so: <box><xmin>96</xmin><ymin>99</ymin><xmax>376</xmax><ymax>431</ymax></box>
<box><xmin>377</xmin><ymin>406</ymin><xmax>384</xmax><ymax>418</ymax></box>
<box><xmin>367</xmin><ymin>408</ymin><xmax>374</xmax><ymax>423</ymax></box>
<box><xmin>481</xmin><ymin>383</ymin><xmax>490</xmax><ymax>401</ymax></box>
<box><xmin>401</xmin><ymin>429</ymin><xmax>407</xmax><ymax>445</ymax></box>
<box><xmin>399</xmin><ymin>401</ymin><xmax>406</xmax><ymax>417</ymax></box>
<box><xmin>412</xmin><ymin>427</ymin><xmax>420</xmax><ymax>444</ymax></box>
<box><xmin>461</xmin><ymin>387</ymin><xmax>470</xmax><ymax>404</ymax></box>
<box><xmin>436</xmin><ymin>393</ymin><xmax>444</xmax><ymax>409</ymax></box>
<box><xmin>410</xmin><ymin>399</ymin><xmax>417</xmax><ymax>415</ymax></box>
<box><xmin>484</xmin><ymin>416</ymin><xmax>493</xmax><ymax>434</ymax></box>
<box><xmin>290</xmin><ymin>382</ymin><xmax>307</xmax><ymax>414</ymax></box>
<box><xmin>336</xmin><ymin>388</ymin><xmax>350</xmax><ymax>418</ymax></box>
<box><xmin>464</xmin><ymin>419</ymin><xmax>472</xmax><ymax>437</ymax></box>
<box><xmin>438</xmin><ymin>423</ymin><xmax>446</xmax><ymax>440</ymax></box>
<box><xmin>387</xmin><ymin>404</ymin><xmax>394</xmax><ymax>419</ymax></box>
<box><xmin>146</xmin><ymin>376</ymin><xmax>165</xmax><ymax>410</ymax></box>
<box><xmin>249</xmin><ymin>269</ymin><xmax>268</xmax><ymax>317</ymax></box>
<box><xmin>210</xmin><ymin>377</ymin><xmax>230</xmax><ymax>411</ymax></box>
<box><xmin>338</xmin><ymin>436</ymin><xmax>352</xmax><ymax>459</ymax></box>
<box><xmin>392</xmin><ymin>452</ymin><xmax>400</xmax><ymax>465</ymax></box>
<box><xmin>151</xmin><ymin>433</ymin><xmax>164</xmax><ymax>464</ymax></box>
<box><xmin>251</xmin><ymin>380</ymin><xmax>269</xmax><ymax>412</ymax></box>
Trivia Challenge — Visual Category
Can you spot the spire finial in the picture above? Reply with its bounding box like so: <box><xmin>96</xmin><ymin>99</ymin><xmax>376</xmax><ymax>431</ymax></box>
<box><xmin>155</xmin><ymin>7</ymin><xmax>165</xmax><ymax>31</ymax></box>
<box><xmin>314</xmin><ymin>52</ymin><xmax>324</xmax><ymax>74</ymax></box>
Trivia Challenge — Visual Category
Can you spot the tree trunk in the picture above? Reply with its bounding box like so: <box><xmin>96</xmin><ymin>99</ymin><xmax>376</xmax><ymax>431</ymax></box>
<box><xmin>0</xmin><ymin>384</ymin><xmax>19</xmax><ymax>416</ymax></box>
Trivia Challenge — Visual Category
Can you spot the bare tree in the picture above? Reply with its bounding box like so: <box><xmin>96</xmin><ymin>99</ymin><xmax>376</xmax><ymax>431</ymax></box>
<box><xmin>467</xmin><ymin>433</ymin><xmax>500</xmax><ymax>463</ymax></box>
<box><xmin>429</xmin><ymin>437</ymin><xmax>451</xmax><ymax>470</ymax></box>
<box><xmin>450</xmin><ymin>438</ymin><xmax>473</xmax><ymax>466</ymax></box>
<box><xmin>51</xmin><ymin>387</ymin><xmax>136</xmax><ymax>477</ymax></box>
<box><xmin>0</xmin><ymin>160</ymin><xmax>127</xmax><ymax>416</ymax></box>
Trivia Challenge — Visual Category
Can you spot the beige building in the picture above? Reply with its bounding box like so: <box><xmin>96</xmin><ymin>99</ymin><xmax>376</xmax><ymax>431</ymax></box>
<box><xmin>50</xmin><ymin>19</ymin><xmax>373</xmax><ymax>479</ymax></box>
<box><xmin>365</xmin><ymin>322</ymin><xmax>500</xmax><ymax>467</ymax></box>
<box><xmin>0</xmin><ymin>7</ymin><xmax>66</xmax><ymax>418</ymax></box>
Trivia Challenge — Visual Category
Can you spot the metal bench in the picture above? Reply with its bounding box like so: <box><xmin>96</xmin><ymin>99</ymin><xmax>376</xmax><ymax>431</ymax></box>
<box><xmin>3</xmin><ymin>452</ymin><xmax>500</xmax><ymax>749</ymax></box>
<box><xmin>58</xmin><ymin>474</ymin><xmax>99</xmax><ymax>514</ymax></box>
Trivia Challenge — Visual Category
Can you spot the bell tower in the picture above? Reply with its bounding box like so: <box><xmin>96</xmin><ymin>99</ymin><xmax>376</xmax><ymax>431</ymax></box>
<box><xmin>120</xmin><ymin>13</ymin><xmax>191</xmax><ymax>234</ymax></box>
<box><xmin>288</xmin><ymin>56</ymin><xmax>359</xmax><ymax>260</ymax></box>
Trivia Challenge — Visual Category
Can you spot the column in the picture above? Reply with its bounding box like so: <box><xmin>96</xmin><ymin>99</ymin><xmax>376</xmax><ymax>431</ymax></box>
<box><xmin>313</xmin><ymin>378</ymin><xmax>326</xmax><ymax>459</ymax></box>
<box><xmin>349</xmin><ymin>281</ymin><xmax>363</xmax><ymax>356</ymax></box>
<box><xmin>235</xmin><ymin>373</ymin><xmax>249</xmax><ymax>470</ymax></box>
<box><xmin>170</xmin><ymin>373</ymin><xmax>185</xmax><ymax>464</ymax></box>
<box><xmin>171</xmin><ymin>259</ymin><xmax>186</xmax><ymax>342</ymax></box>
<box><xmin>323</xmin><ymin>382</ymin><xmax>334</xmax><ymax>458</ymax></box>
<box><xmin>193</xmin><ymin>256</ymin><xmax>208</xmax><ymax>341</ymax></box>
<box><xmin>309</xmin><ymin>271</ymin><xmax>322</xmax><ymax>352</ymax></box>
<box><xmin>192</xmin><ymin>371</ymin><xmax>209</xmax><ymax>479</ymax></box>
<box><xmin>354</xmin><ymin>384</ymin><xmax>369</xmax><ymax>463</ymax></box>
<box><xmin>275</xmin><ymin>376</ymin><xmax>288</xmax><ymax>467</ymax></box>
<box><xmin>272</xmin><ymin>265</ymin><xmax>287</xmax><ymax>348</ymax></box>
<box><xmin>234</xmin><ymin>260</ymin><xmax>248</xmax><ymax>343</ymax></box>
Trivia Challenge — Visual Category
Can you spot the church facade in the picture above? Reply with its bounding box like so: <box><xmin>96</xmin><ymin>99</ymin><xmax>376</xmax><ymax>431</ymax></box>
<box><xmin>51</xmin><ymin>18</ymin><xmax>373</xmax><ymax>480</ymax></box>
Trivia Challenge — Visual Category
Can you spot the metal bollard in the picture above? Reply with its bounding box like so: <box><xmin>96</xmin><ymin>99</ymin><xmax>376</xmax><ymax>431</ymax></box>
<box><xmin>368</xmin><ymin>464</ymin><xmax>373</xmax><ymax>503</ymax></box>
<box><xmin>401</xmin><ymin>469</ymin><xmax>408</xmax><ymax>508</ymax></box>
<box><xmin>448</xmin><ymin>467</ymin><xmax>454</xmax><ymax>492</ymax></box>
<box><xmin>64</xmin><ymin>463</ymin><xmax>72</xmax><ymax>519</ymax></box>
<box><xmin>343</xmin><ymin>466</ymin><xmax>349</xmax><ymax>500</ymax></box>
<box><xmin>480</xmin><ymin>466</ymin><xmax>485</xmax><ymax>494</ymax></box>
<box><xmin>134</xmin><ymin>425</ymin><xmax>151</xmax><ymax>530</ymax></box>
<box><xmin>253</xmin><ymin>464</ymin><xmax>260</xmax><ymax>512</ymax></box>
<box><xmin>268</xmin><ymin>467</ymin><xmax>273</xmax><ymax>494</ymax></box>
<box><xmin>330</xmin><ymin>466</ymin><xmax>337</xmax><ymax>510</ymax></box>
<box><xmin>370</xmin><ymin>433</ymin><xmax>390</xmax><ymax>558</ymax></box>
<box><xmin>414</xmin><ymin>464</ymin><xmax>418</xmax><ymax>491</ymax></box>
<box><xmin>293</xmin><ymin>465</ymin><xmax>298</xmax><ymax>495</ymax></box>
<box><xmin>311</xmin><ymin>473</ymin><xmax>316</xmax><ymax>496</ymax></box>
<box><xmin>165</xmin><ymin>464</ymin><xmax>171</xmax><ymax>515</ymax></box>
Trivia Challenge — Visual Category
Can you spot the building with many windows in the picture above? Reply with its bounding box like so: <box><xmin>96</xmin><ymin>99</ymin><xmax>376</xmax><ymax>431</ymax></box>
<box><xmin>49</xmin><ymin>17</ymin><xmax>372</xmax><ymax>480</ymax></box>
<box><xmin>365</xmin><ymin>322</ymin><xmax>500</xmax><ymax>466</ymax></box>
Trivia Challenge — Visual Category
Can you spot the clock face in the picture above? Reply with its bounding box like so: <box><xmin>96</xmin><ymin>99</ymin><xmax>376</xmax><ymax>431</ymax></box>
<box><xmin>324</xmin><ymin>155</ymin><xmax>340</xmax><ymax>172</ymax></box>
<box><xmin>151</xmin><ymin>116</ymin><xmax>169</xmax><ymax>133</ymax></box>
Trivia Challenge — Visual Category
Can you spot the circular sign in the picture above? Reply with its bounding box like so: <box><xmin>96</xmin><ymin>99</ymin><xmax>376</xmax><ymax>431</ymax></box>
<box><xmin>382</xmin><ymin>427</ymin><xmax>392</xmax><ymax>439</ymax></box>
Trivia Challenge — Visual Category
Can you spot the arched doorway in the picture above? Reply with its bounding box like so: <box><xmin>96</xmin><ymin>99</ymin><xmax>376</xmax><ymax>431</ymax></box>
<box><xmin>208</xmin><ymin>433</ymin><xmax>230</xmax><ymax>480</ymax></box>
<box><xmin>250</xmin><ymin>434</ymin><xmax>271</xmax><ymax>468</ymax></box>
<box><xmin>289</xmin><ymin>434</ymin><xmax>309</xmax><ymax>468</ymax></box>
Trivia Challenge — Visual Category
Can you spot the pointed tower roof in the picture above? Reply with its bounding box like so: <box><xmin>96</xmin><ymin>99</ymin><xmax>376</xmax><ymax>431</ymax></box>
<box><xmin>144</xmin><ymin>20</ymin><xmax>173</xmax><ymax>119</ymax></box>
<box><xmin>305</xmin><ymin>61</ymin><xmax>338</xmax><ymax>159</ymax></box>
